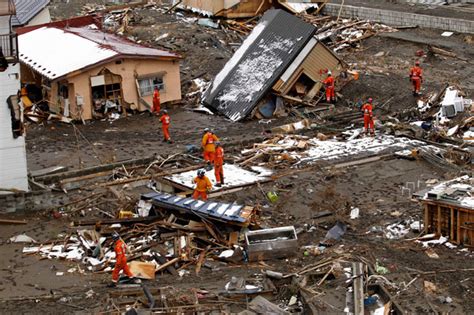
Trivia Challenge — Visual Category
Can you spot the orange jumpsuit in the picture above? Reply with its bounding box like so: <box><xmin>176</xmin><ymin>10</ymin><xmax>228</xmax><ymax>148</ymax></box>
<box><xmin>160</xmin><ymin>113</ymin><xmax>171</xmax><ymax>141</ymax></box>
<box><xmin>112</xmin><ymin>239</ymin><xmax>133</xmax><ymax>282</ymax></box>
<box><xmin>409</xmin><ymin>66</ymin><xmax>423</xmax><ymax>94</ymax></box>
<box><xmin>361</xmin><ymin>103</ymin><xmax>374</xmax><ymax>135</ymax></box>
<box><xmin>192</xmin><ymin>175</ymin><xmax>212</xmax><ymax>201</ymax></box>
<box><xmin>323</xmin><ymin>75</ymin><xmax>335</xmax><ymax>102</ymax></box>
<box><xmin>214</xmin><ymin>146</ymin><xmax>224</xmax><ymax>185</ymax></box>
<box><xmin>202</xmin><ymin>132</ymin><xmax>219</xmax><ymax>163</ymax></box>
<box><xmin>152</xmin><ymin>89</ymin><xmax>161</xmax><ymax>114</ymax></box>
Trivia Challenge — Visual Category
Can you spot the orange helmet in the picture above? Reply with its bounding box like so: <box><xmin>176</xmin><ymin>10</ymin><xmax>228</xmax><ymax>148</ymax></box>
<box><xmin>368</xmin><ymin>98</ymin><xmax>373</xmax><ymax>103</ymax></box>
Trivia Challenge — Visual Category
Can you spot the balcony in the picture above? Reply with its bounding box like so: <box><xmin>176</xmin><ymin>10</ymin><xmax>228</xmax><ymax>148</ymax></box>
<box><xmin>0</xmin><ymin>33</ymin><xmax>18</xmax><ymax>64</ymax></box>
<box><xmin>0</xmin><ymin>0</ymin><xmax>15</xmax><ymax>17</ymax></box>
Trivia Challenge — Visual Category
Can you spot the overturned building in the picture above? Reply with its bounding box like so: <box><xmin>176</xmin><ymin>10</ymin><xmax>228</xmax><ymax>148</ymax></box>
<box><xmin>202</xmin><ymin>9</ymin><xmax>344</xmax><ymax>121</ymax></box>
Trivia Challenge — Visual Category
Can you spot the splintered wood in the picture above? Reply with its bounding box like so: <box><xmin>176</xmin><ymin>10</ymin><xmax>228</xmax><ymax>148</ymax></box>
<box><xmin>239</xmin><ymin>134</ymin><xmax>311</xmax><ymax>169</ymax></box>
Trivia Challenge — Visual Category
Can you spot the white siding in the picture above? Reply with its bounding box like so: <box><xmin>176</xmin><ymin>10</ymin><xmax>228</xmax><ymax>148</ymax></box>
<box><xmin>0</xmin><ymin>16</ymin><xmax>10</xmax><ymax>34</ymax></box>
<box><xmin>25</xmin><ymin>7</ymin><xmax>51</xmax><ymax>26</ymax></box>
<box><xmin>0</xmin><ymin>17</ymin><xmax>28</xmax><ymax>191</ymax></box>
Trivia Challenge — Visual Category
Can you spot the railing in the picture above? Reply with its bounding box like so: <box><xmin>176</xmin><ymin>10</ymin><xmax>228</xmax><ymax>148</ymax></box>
<box><xmin>0</xmin><ymin>33</ymin><xmax>18</xmax><ymax>63</ymax></box>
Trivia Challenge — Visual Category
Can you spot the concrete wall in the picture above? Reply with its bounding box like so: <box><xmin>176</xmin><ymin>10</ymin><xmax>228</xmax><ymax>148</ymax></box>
<box><xmin>322</xmin><ymin>3</ymin><xmax>474</xmax><ymax>34</ymax></box>
<box><xmin>60</xmin><ymin>58</ymin><xmax>181</xmax><ymax>120</ymax></box>
<box><xmin>0</xmin><ymin>190</ymin><xmax>71</xmax><ymax>213</ymax></box>
<box><xmin>0</xmin><ymin>16</ymin><xmax>28</xmax><ymax>192</ymax></box>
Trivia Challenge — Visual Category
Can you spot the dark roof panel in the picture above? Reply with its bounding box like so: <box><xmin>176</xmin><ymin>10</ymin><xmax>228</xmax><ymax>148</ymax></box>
<box><xmin>202</xmin><ymin>9</ymin><xmax>316</xmax><ymax>121</ymax></box>
<box><xmin>12</xmin><ymin>0</ymin><xmax>49</xmax><ymax>26</ymax></box>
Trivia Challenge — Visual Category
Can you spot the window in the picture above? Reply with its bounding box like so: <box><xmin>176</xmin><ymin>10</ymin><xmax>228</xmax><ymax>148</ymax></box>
<box><xmin>137</xmin><ymin>75</ymin><xmax>165</xmax><ymax>96</ymax></box>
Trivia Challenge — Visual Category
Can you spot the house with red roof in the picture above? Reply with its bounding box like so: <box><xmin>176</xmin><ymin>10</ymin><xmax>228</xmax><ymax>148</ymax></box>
<box><xmin>18</xmin><ymin>17</ymin><xmax>182</xmax><ymax>120</ymax></box>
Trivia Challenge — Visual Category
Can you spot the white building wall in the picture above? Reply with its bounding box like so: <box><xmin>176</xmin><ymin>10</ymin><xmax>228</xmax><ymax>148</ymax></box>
<box><xmin>0</xmin><ymin>16</ymin><xmax>28</xmax><ymax>192</ymax></box>
<box><xmin>25</xmin><ymin>7</ymin><xmax>51</xmax><ymax>26</ymax></box>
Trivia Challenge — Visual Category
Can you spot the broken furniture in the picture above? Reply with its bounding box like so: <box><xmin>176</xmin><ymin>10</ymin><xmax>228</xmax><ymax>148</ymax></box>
<box><xmin>244</xmin><ymin>226</ymin><xmax>298</xmax><ymax>261</ymax></box>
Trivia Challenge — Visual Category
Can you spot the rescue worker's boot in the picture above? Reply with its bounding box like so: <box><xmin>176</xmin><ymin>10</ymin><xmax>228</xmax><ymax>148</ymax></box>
<box><xmin>107</xmin><ymin>281</ymin><xmax>117</xmax><ymax>288</ymax></box>
<box><xmin>216</xmin><ymin>182</ymin><xmax>222</xmax><ymax>187</ymax></box>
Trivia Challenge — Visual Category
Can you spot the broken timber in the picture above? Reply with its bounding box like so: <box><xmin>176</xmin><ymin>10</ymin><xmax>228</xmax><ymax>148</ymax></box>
<box><xmin>34</xmin><ymin>156</ymin><xmax>156</xmax><ymax>184</ymax></box>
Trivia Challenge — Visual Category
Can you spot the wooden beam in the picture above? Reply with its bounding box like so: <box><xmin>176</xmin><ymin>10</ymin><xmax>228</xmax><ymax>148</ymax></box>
<box><xmin>450</xmin><ymin>207</ymin><xmax>454</xmax><ymax>241</ymax></box>
<box><xmin>437</xmin><ymin>205</ymin><xmax>442</xmax><ymax>236</ymax></box>
<box><xmin>155</xmin><ymin>257</ymin><xmax>180</xmax><ymax>273</ymax></box>
<box><xmin>457</xmin><ymin>209</ymin><xmax>461</xmax><ymax>245</ymax></box>
<box><xmin>0</xmin><ymin>219</ymin><xmax>27</xmax><ymax>224</ymax></box>
<box><xmin>424</xmin><ymin>204</ymin><xmax>430</xmax><ymax>234</ymax></box>
<box><xmin>35</xmin><ymin>156</ymin><xmax>156</xmax><ymax>184</ymax></box>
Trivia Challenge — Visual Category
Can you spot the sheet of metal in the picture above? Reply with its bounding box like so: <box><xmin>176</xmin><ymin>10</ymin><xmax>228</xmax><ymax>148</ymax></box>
<box><xmin>142</xmin><ymin>192</ymin><xmax>253</xmax><ymax>226</ymax></box>
<box><xmin>244</xmin><ymin>226</ymin><xmax>298</xmax><ymax>261</ymax></box>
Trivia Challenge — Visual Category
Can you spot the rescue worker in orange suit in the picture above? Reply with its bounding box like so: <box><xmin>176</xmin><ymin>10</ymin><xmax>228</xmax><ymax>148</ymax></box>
<box><xmin>409</xmin><ymin>61</ymin><xmax>423</xmax><ymax>96</ymax></box>
<box><xmin>202</xmin><ymin>128</ymin><xmax>219</xmax><ymax>169</ymax></box>
<box><xmin>214</xmin><ymin>142</ymin><xmax>224</xmax><ymax>187</ymax></box>
<box><xmin>159</xmin><ymin>109</ymin><xmax>172</xmax><ymax>143</ymax></box>
<box><xmin>110</xmin><ymin>231</ymin><xmax>135</xmax><ymax>287</ymax></box>
<box><xmin>192</xmin><ymin>169</ymin><xmax>212</xmax><ymax>201</ymax></box>
<box><xmin>152</xmin><ymin>86</ymin><xmax>161</xmax><ymax>115</ymax></box>
<box><xmin>322</xmin><ymin>70</ymin><xmax>336</xmax><ymax>103</ymax></box>
<box><xmin>361</xmin><ymin>98</ymin><xmax>375</xmax><ymax>136</ymax></box>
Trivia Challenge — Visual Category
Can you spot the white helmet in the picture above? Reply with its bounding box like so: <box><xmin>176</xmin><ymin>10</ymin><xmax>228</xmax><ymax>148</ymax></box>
<box><xmin>327</xmin><ymin>70</ymin><xmax>332</xmax><ymax>75</ymax></box>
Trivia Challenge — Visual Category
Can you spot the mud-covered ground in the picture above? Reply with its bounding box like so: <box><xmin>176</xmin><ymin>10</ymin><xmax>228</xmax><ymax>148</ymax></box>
<box><xmin>2</xmin><ymin>1</ymin><xmax>474</xmax><ymax>313</ymax></box>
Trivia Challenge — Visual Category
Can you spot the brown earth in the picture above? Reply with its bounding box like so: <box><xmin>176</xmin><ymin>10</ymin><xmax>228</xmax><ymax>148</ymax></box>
<box><xmin>1</xmin><ymin>1</ymin><xmax>473</xmax><ymax>314</ymax></box>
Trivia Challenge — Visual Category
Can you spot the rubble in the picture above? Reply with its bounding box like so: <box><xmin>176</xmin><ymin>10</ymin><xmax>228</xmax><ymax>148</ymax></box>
<box><xmin>1</xmin><ymin>0</ymin><xmax>473</xmax><ymax>314</ymax></box>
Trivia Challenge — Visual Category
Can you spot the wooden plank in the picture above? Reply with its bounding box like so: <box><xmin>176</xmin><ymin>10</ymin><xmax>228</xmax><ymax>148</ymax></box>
<box><xmin>152</xmin><ymin>253</ymin><xmax>178</xmax><ymax>276</ymax></box>
<box><xmin>450</xmin><ymin>207</ymin><xmax>454</xmax><ymax>241</ymax></box>
<box><xmin>155</xmin><ymin>257</ymin><xmax>180</xmax><ymax>273</ymax></box>
<box><xmin>353</xmin><ymin>262</ymin><xmax>365</xmax><ymax>315</ymax></box>
<box><xmin>35</xmin><ymin>156</ymin><xmax>156</xmax><ymax>183</ymax></box>
<box><xmin>195</xmin><ymin>245</ymin><xmax>211</xmax><ymax>275</ymax></box>
<box><xmin>129</xmin><ymin>261</ymin><xmax>156</xmax><ymax>280</ymax></box>
<box><xmin>0</xmin><ymin>219</ymin><xmax>27</xmax><ymax>225</ymax></box>
<box><xmin>73</xmin><ymin>216</ymin><xmax>160</xmax><ymax>226</ymax></box>
<box><xmin>457</xmin><ymin>209</ymin><xmax>461</xmax><ymax>245</ymax></box>
<box><xmin>437</xmin><ymin>205</ymin><xmax>442</xmax><ymax>236</ymax></box>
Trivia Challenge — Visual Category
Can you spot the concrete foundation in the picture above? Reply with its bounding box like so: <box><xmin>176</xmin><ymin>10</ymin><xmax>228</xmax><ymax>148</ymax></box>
<box><xmin>0</xmin><ymin>190</ymin><xmax>70</xmax><ymax>214</ymax></box>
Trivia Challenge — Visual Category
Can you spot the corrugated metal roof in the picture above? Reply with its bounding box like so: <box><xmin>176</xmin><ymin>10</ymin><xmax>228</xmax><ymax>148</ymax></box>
<box><xmin>142</xmin><ymin>192</ymin><xmax>250</xmax><ymax>226</ymax></box>
<box><xmin>18</xmin><ymin>26</ymin><xmax>180</xmax><ymax>80</ymax></box>
<box><xmin>202</xmin><ymin>9</ymin><xmax>316</xmax><ymax>121</ymax></box>
<box><xmin>12</xmin><ymin>0</ymin><xmax>49</xmax><ymax>26</ymax></box>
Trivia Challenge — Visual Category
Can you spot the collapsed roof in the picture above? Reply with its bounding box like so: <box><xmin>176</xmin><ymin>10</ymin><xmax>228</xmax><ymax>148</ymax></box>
<box><xmin>202</xmin><ymin>9</ymin><xmax>317</xmax><ymax>122</ymax></box>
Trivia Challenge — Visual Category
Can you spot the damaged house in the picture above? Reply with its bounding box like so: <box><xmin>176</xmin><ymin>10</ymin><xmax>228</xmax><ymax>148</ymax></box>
<box><xmin>202</xmin><ymin>9</ymin><xmax>344</xmax><ymax>121</ymax></box>
<box><xmin>174</xmin><ymin>0</ymin><xmax>326</xmax><ymax>17</ymax></box>
<box><xmin>17</xmin><ymin>18</ymin><xmax>182</xmax><ymax>121</ymax></box>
